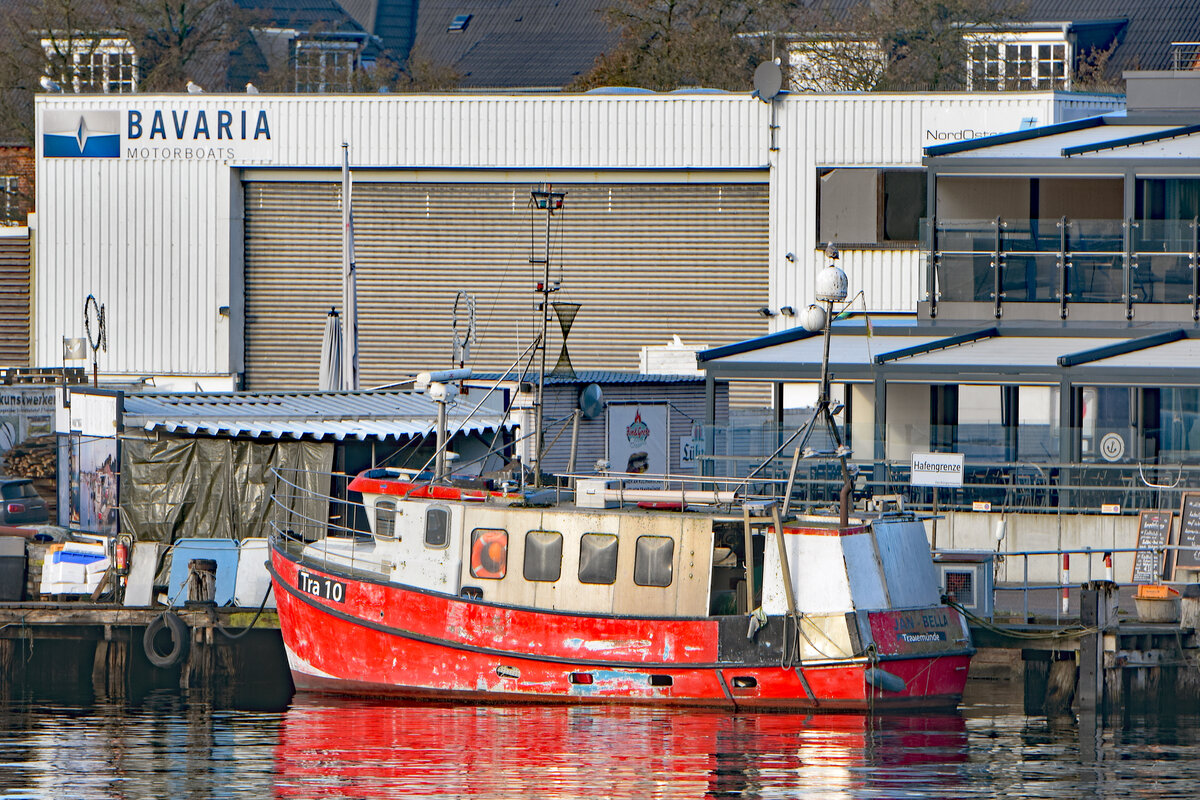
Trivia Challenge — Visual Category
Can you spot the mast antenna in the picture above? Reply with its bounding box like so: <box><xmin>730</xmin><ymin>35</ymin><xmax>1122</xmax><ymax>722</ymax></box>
<box><xmin>529</xmin><ymin>185</ymin><xmax>566</xmax><ymax>488</ymax></box>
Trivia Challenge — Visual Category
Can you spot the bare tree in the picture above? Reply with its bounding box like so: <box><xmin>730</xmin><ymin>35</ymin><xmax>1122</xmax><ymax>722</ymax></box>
<box><xmin>0</xmin><ymin>0</ymin><xmax>121</xmax><ymax>142</ymax></box>
<box><xmin>791</xmin><ymin>0</ymin><xmax>1026</xmax><ymax>91</ymax></box>
<box><xmin>571</xmin><ymin>0</ymin><xmax>793</xmax><ymax>92</ymax></box>
<box><xmin>396</xmin><ymin>46</ymin><xmax>461</xmax><ymax>93</ymax></box>
<box><xmin>1073</xmin><ymin>43</ymin><xmax>1124</xmax><ymax>94</ymax></box>
<box><xmin>114</xmin><ymin>0</ymin><xmax>246</xmax><ymax>91</ymax></box>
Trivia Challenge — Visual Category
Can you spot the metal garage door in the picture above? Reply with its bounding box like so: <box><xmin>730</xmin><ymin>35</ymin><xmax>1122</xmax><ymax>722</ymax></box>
<box><xmin>242</xmin><ymin>180</ymin><xmax>769</xmax><ymax>393</ymax></box>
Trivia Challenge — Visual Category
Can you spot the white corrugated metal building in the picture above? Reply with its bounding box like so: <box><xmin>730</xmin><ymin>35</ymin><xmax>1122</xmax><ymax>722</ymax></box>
<box><xmin>32</xmin><ymin>90</ymin><xmax>1122</xmax><ymax>394</ymax></box>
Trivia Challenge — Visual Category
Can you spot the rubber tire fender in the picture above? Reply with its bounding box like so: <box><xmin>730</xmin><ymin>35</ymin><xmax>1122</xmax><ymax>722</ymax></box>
<box><xmin>143</xmin><ymin>611</ymin><xmax>190</xmax><ymax>669</ymax></box>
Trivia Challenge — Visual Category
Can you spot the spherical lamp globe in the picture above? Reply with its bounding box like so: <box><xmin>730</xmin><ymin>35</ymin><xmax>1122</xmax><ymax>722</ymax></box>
<box><xmin>815</xmin><ymin>264</ymin><xmax>849</xmax><ymax>303</ymax></box>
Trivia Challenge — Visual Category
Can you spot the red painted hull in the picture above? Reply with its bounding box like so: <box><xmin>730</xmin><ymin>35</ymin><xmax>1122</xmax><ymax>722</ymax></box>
<box><xmin>269</xmin><ymin>544</ymin><xmax>972</xmax><ymax>711</ymax></box>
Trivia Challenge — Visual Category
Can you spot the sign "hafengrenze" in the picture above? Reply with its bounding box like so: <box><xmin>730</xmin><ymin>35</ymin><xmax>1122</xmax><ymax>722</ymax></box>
<box><xmin>910</xmin><ymin>452</ymin><xmax>964</xmax><ymax>487</ymax></box>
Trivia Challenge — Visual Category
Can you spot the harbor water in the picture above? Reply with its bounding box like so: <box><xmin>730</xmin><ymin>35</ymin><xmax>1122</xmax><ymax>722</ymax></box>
<box><xmin>2</xmin><ymin>680</ymin><xmax>1200</xmax><ymax>799</ymax></box>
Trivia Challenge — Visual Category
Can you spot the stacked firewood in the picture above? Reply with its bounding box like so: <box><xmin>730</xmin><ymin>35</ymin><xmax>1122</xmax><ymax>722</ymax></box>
<box><xmin>5</xmin><ymin>435</ymin><xmax>56</xmax><ymax>478</ymax></box>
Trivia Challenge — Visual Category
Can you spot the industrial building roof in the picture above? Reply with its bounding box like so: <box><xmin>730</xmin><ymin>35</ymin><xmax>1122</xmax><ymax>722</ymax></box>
<box><xmin>121</xmin><ymin>390</ymin><xmax>512</xmax><ymax>441</ymax></box>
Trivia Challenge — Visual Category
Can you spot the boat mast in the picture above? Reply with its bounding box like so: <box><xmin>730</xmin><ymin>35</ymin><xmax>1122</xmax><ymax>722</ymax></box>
<box><xmin>530</xmin><ymin>185</ymin><xmax>565</xmax><ymax>488</ymax></box>
<box><xmin>812</xmin><ymin>246</ymin><xmax>853</xmax><ymax>526</ymax></box>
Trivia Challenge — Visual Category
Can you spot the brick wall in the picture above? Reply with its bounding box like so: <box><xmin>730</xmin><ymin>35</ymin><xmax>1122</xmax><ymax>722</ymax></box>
<box><xmin>0</xmin><ymin>145</ymin><xmax>34</xmax><ymax>227</ymax></box>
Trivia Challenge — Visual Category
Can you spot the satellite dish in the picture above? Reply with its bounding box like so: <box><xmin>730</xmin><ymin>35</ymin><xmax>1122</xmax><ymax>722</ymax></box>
<box><xmin>579</xmin><ymin>383</ymin><xmax>604</xmax><ymax>419</ymax></box>
<box><xmin>753</xmin><ymin>60</ymin><xmax>783</xmax><ymax>103</ymax></box>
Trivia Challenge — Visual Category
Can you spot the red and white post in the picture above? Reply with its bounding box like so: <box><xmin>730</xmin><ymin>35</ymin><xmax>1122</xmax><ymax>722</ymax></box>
<box><xmin>1061</xmin><ymin>553</ymin><xmax>1070</xmax><ymax>614</ymax></box>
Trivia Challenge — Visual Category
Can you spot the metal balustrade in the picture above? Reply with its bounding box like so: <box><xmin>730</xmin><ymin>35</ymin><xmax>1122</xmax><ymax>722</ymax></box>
<box><xmin>927</xmin><ymin>217</ymin><xmax>1200</xmax><ymax>319</ymax></box>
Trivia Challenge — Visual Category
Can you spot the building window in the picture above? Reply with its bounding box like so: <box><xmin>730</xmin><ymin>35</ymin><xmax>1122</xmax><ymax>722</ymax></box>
<box><xmin>1</xmin><ymin>177</ymin><xmax>20</xmax><ymax>225</ymax></box>
<box><xmin>43</xmin><ymin>37</ymin><xmax>137</xmax><ymax>93</ymax></box>
<box><xmin>523</xmin><ymin>530</ymin><xmax>563</xmax><ymax>582</ymax></box>
<box><xmin>1144</xmin><ymin>387</ymin><xmax>1200</xmax><ymax>463</ymax></box>
<box><xmin>578</xmin><ymin>533</ymin><xmax>619</xmax><ymax>585</ymax></box>
<box><xmin>470</xmin><ymin>528</ymin><xmax>507</xmax><ymax>579</ymax></box>
<box><xmin>968</xmin><ymin>40</ymin><xmax>1068</xmax><ymax>90</ymax></box>
<box><xmin>294</xmin><ymin>40</ymin><xmax>359</xmax><ymax>93</ymax></box>
<box><xmin>633</xmin><ymin>536</ymin><xmax>674</xmax><ymax>587</ymax></box>
<box><xmin>817</xmin><ymin>168</ymin><xmax>927</xmax><ymax>245</ymax></box>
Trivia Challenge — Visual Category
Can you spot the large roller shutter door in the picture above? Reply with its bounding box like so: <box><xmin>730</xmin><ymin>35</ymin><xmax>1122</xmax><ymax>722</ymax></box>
<box><xmin>0</xmin><ymin>233</ymin><xmax>30</xmax><ymax>367</ymax></box>
<box><xmin>243</xmin><ymin>181</ymin><xmax>768</xmax><ymax>393</ymax></box>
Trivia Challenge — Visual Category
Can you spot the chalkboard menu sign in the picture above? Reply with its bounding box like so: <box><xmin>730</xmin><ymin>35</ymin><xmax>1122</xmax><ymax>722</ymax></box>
<box><xmin>1132</xmin><ymin>510</ymin><xmax>1173</xmax><ymax>584</ymax></box>
<box><xmin>1174</xmin><ymin>493</ymin><xmax>1200</xmax><ymax>578</ymax></box>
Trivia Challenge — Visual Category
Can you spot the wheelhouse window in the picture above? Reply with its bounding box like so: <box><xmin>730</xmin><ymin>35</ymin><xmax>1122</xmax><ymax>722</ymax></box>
<box><xmin>578</xmin><ymin>533</ymin><xmax>619</xmax><ymax>585</ymax></box>
<box><xmin>470</xmin><ymin>528</ymin><xmax>507</xmax><ymax>579</ymax></box>
<box><xmin>42</xmin><ymin>37</ymin><xmax>137</xmax><ymax>93</ymax></box>
<box><xmin>523</xmin><ymin>530</ymin><xmax>563</xmax><ymax>582</ymax></box>
<box><xmin>633</xmin><ymin>536</ymin><xmax>674</xmax><ymax>587</ymax></box>
<box><xmin>425</xmin><ymin>507</ymin><xmax>450</xmax><ymax>548</ymax></box>
<box><xmin>818</xmin><ymin>168</ymin><xmax>926</xmax><ymax>246</ymax></box>
<box><xmin>374</xmin><ymin>499</ymin><xmax>397</xmax><ymax>539</ymax></box>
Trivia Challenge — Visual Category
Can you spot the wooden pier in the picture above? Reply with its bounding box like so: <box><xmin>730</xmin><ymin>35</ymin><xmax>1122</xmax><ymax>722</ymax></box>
<box><xmin>969</xmin><ymin>581</ymin><xmax>1200</xmax><ymax>715</ymax></box>
<box><xmin>0</xmin><ymin>602</ymin><xmax>291</xmax><ymax>706</ymax></box>
<box><xmin>4</xmin><ymin>581</ymin><xmax>1200</xmax><ymax>715</ymax></box>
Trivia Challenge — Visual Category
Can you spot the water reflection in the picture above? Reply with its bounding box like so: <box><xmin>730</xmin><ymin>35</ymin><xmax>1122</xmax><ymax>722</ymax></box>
<box><xmin>0</xmin><ymin>693</ymin><xmax>281</xmax><ymax>800</ymax></box>
<box><xmin>275</xmin><ymin>699</ymin><xmax>967</xmax><ymax>799</ymax></box>
<box><xmin>6</xmin><ymin>686</ymin><xmax>1200</xmax><ymax>799</ymax></box>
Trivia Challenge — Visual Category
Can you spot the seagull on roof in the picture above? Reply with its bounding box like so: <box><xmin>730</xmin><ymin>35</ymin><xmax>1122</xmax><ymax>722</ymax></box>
<box><xmin>186</xmin><ymin>80</ymin><xmax>203</xmax><ymax>94</ymax></box>
<box><xmin>40</xmin><ymin>75</ymin><xmax>63</xmax><ymax>92</ymax></box>
<box><xmin>245</xmin><ymin>82</ymin><xmax>259</xmax><ymax>94</ymax></box>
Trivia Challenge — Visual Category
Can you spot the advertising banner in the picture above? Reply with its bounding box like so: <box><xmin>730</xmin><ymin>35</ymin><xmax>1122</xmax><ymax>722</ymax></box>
<box><xmin>607</xmin><ymin>403</ymin><xmax>669</xmax><ymax>485</ymax></box>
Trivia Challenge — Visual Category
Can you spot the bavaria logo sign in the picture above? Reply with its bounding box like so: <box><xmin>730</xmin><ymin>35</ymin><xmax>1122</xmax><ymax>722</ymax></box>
<box><xmin>43</xmin><ymin>110</ymin><xmax>121</xmax><ymax>158</ymax></box>
<box><xmin>42</xmin><ymin>106</ymin><xmax>273</xmax><ymax>162</ymax></box>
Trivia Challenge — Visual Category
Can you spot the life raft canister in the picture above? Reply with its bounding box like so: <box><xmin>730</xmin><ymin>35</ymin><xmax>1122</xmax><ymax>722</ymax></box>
<box><xmin>470</xmin><ymin>528</ymin><xmax>508</xmax><ymax>579</ymax></box>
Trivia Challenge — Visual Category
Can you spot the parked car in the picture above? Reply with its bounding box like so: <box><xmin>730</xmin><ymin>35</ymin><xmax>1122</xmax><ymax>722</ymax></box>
<box><xmin>0</xmin><ymin>477</ymin><xmax>49</xmax><ymax>526</ymax></box>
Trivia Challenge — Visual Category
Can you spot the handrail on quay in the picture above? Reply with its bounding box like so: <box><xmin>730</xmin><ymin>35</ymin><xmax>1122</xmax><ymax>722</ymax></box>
<box><xmin>701</xmin><ymin>453</ymin><xmax>1200</xmax><ymax>517</ymax></box>
<box><xmin>937</xmin><ymin>543</ymin><xmax>1200</xmax><ymax>626</ymax></box>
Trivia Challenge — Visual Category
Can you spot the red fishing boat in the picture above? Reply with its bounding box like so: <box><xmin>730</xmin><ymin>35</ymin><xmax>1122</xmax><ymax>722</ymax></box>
<box><xmin>267</xmin><ymin>198</ymin><xmax>972</xmax><ymax>711</ymax></box>
<box><xmin>267</xmin><ymin>467</ymin><xmax>972</xmax><ymax>710</ymax></box>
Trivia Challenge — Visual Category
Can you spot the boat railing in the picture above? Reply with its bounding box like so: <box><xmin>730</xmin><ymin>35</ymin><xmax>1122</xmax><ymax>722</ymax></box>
<box><xmin>268</xmin><ymin>467</ymin><xmax>403</xmax><ymax>578</ymax></box>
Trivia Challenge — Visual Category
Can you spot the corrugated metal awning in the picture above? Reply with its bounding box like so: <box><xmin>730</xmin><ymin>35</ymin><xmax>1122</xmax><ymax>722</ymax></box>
<box><xmin>886</xmin><ymin>337</ymin><xmax>1123</xmax><ymax>369</ymax></box>
<box><xmin>121</xmin><ymin>390</ymin><xmax>513</xmax><ymax>441</ymax></box>
<box><xmin>1080</xmin><ymin>337</ymin><xmax>1200</xmax><ymax>370</ymax></box>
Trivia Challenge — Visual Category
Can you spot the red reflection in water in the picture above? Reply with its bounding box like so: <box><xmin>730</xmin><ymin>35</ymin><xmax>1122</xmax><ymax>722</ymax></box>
<box><xmin>275</xmin><ymin>699</ymin><xmax>967</xmax><ymax>799</ymax></box>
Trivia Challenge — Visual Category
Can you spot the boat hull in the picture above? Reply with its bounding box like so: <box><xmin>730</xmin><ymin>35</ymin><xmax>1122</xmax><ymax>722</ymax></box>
<box><xmin>269</xmin><ymin>543</ymin><xmax>971</xmax><ymax>711</ymax></box>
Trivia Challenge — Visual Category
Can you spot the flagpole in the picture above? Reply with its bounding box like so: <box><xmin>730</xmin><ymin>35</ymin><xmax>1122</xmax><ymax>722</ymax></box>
<box><xmin>342</xmin><ymin>142</ymin><xmax>359</xmax><ymax>391</ymax></box>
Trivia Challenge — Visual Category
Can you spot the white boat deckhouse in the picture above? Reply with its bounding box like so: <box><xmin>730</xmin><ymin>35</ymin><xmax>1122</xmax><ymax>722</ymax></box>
<box><xmin>699</xmin><ymin>72</ymin><xmax>1200</xmax><ymax>515</ymax></box>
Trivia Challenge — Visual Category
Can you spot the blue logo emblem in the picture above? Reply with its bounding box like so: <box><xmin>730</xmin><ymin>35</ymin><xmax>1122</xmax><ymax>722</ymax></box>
<box><xmin>43</xmin><ymin>111</ymin><xmax>120</xmax><ymax>158</ymax></box>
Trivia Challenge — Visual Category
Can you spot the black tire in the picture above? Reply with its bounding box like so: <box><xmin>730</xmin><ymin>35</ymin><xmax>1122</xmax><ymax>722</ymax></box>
<box><xmin>143</xmin><ymin>612</ymin><xmax>190</xmax><ymax>669</ymax></box>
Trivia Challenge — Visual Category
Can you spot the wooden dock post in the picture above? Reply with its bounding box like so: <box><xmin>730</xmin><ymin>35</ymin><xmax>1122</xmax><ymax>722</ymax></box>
<box><xmin>90</xmin><ymin>626</ymin><xmax>129</xmax><ymax>701</ymax></box>
<box><xmin>1078</xmin><ymin>580</ymin><xmax>1118</xmax><ymax>713</ymax></box>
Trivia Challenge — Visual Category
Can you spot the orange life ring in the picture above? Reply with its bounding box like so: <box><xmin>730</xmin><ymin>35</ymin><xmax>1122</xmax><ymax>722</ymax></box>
<box><xmin>470</xmin><ymin>529</ymin><xmax>508</xmax><ymax>579</ymax></box>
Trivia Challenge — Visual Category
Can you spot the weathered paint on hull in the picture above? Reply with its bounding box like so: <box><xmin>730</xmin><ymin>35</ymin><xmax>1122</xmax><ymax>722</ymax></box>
<box><xmin>270</xmin><ymin>546</ymin><xmax>970</xmax><ymax>711</ymax></box>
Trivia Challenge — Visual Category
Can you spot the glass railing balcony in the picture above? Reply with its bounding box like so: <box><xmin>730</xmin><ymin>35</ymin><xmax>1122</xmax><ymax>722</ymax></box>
<box><xmin>926</xmin><ymin>217</ymin><xmax>1200</xmax><ymax>312</ymax></box>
